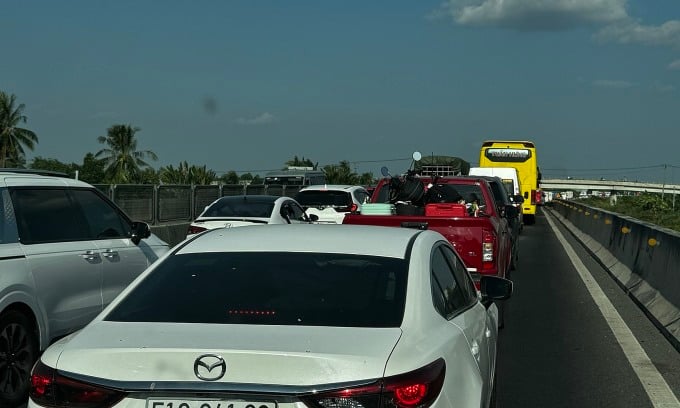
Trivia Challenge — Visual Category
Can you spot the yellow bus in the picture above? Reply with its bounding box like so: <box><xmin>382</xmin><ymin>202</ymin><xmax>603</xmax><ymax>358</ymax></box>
<box><xmin>479</xmin><ymin>140</ymin><xmax>541</xmax><ymax>224</ymax></box>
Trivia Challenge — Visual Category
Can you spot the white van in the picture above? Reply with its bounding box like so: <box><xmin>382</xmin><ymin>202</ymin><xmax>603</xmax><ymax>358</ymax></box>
<box><xmin>469</xmin><ymin>166</ymin><xmax>524</xmax><ymax>228</ymax></box>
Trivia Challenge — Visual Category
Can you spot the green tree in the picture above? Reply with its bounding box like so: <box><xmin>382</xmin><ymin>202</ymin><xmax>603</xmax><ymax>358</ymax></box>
<box><xmin>95</xmin><ymin>124</ymin><xmax>158</xmax><ymax>183</ymax></box>
<box><xmin>136</xmin><ymin>167</ymin><xmax>160</xmax><ymax>184</ymax></box>
<box><xmin>251</xmin><ymin>174</ymin><xmax>263</xmax><ymax>184</ymax></box>
<box><xmin>30</xmin><ymin>156</ymin><xmax>75</xmax><ymax>176</ymax></box>
<box><xmin>0</xmin><ymin>91</ymin><xmax>38</xmax><ymax>167</ymax></box>
<box><xmin>159</xmin><ymin>161</ymin><xmax>217</xmax><ymax>185</ymax></box>
<box><xmin>323</xmin><ymin>160</ymin><xmax>359</xmax><ymax>184</ymax></box>
<box><xmin>285</xmin><ymin>156</ymin><xmax>317</xmax><ymax>169</ymax></box>
<box><xmin>78</xmin><ymin>153</ymin><xmax>107</xmax><ymax>184</ymax></box>
<box><xmin>220</xmin><ymin>171</ymin><xmax>239</xmax><ymax>184</ymax></box>
<box><xmin>159</xmin><ymin>161</ymin><xmax>191</xmax><ymax>184</ymax></box>
<box><xmin>359</xmin><ymin>172</ymin><xmax>374</xmax><ymax>185</ymax></box>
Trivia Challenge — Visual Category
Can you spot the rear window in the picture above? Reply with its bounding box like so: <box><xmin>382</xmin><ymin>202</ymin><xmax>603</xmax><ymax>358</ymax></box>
<box><xmin>296</xmin><ymin>191</ymin><xmax>352</xmax><ymax>208</ymax></box>
<box><xmin>105</xmin><ymin>252</ymin><xmax>408</xmax><ymax>327</ymax></box>
<box><xmin>202</xmin><ymin>199</ymin><xmax>274</xmax><ymax>218</ymax></box>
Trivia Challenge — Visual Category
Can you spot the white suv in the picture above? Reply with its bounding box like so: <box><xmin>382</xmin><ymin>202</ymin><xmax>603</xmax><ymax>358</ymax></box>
<box><xmin>0</xmin><ymin>169</ymin><xmax>170</xmax><ymax>407</ymax></box>
<box><xmin>295</xmin><ymin>185</ymin><xmax>370</xmax><ymax>224</ymax></box>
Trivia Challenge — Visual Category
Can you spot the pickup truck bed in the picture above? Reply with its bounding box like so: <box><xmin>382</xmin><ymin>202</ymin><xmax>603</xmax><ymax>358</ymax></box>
<box><xmin>344</xmin><ymin>175</ymin><xmax>514</xmax><ymax>282</ymax></box>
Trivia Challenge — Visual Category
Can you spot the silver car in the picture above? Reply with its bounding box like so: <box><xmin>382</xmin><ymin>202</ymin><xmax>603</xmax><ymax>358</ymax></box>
<box><xmin>0</xmin><ymin>169</ymin><xmax>169</xmax><ymax>408</ymax></box>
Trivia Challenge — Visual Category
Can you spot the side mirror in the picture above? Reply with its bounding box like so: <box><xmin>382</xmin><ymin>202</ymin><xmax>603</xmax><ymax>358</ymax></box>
<box><xmin>380</xmin><ymin>166</ymin><xmax>390</xmax><ymax>177</ymax></box>
<box><xmin>308</xmin><ymin>213</ymin><xmax>319</xmax><ymax>222</ymax></box>
<box><xmin>130</xmin><ymin>221</ymin><xmax>151</xmax><ymax>245</ymax></box>
<box><xmin>510</xmin><ymin>194</ymin><xmax>524</xmax><ymax>204</ymax></box>
<box><xmin>480</xmin><ymin>276</ymin><xmax>513</xmax><ymax>303</ymax></box>
<box><xmin>504</xmin><ymin>204</ymin><xmax>519</xmax><ymax>218</ymax></box>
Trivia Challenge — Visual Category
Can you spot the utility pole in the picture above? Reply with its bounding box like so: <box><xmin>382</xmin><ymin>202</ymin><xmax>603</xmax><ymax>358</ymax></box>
<box><xmin>662</xmin><ymin>164</ymin><xmax>667</xmax><ymax>200</ymax></box>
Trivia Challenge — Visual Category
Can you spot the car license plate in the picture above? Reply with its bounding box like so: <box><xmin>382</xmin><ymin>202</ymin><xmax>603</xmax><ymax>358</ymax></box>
<box><xmin>147</xmin><ymin>399</ymin><xmax>276</xmax><ymax>408</ymax></box>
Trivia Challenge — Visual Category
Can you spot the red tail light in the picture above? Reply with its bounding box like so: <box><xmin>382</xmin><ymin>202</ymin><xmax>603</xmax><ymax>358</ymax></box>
<box><xmin>530</xmin><ymin>189</ymin><xmax>537</xmax><ymax>205</ymax></box>
<box><xmin>482</xmin><ymin>229</ymin><xmax>495</xmax><ymax>271</ymax></box>
<box><xmin>535</xmin><ymin>190</ymin><xmax>542</xmax><ymax>205</ymax></box>
<box><xmin>301</xmin><ymin>359</ymin><xmax>445</xmax><ymax>408</ymax></box>
<box><xmin>350</xmin><ymin>203</ymin><xmax>359</xmax><ymax>212</ymax></box>
<box><xmin>187</xmin><ymin>225</ymin><xmax>208</xmax><ymax>235</ymax></box>
<box><xmin>30</xmin><ymin>360</ymin><xmax>126</xmax><ymax>408</ymax></box>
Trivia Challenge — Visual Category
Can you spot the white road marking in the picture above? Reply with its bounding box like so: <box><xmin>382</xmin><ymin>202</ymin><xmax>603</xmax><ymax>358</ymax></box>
<box><xmin>545</xmin><ymin>211</ymin><xmax>680</xmax><ymax>408</ymax></box>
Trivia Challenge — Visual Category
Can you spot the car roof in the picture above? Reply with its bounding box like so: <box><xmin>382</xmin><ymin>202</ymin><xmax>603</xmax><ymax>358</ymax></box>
<box><xmin>213</xmin><ymin>195</ymin><xmax>286</xmax><ymax>203</ymax></box>
<box><xmin>299</xmin><ymin>185</ymin><xmax>365</xmax><ymax>192</ymax></box>
<box><xmin>177</xmin><ymin>224</ymin><xmax>428</xmax><ymax>258</ymax></box>
<box><xmin>0</xmin><ymin>170</ymin><xmax>95</xmax><ymax>188</ymax></box>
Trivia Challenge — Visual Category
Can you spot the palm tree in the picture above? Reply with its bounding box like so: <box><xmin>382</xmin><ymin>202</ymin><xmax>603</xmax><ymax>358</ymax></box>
<box><xmin>95</xmin><ymin>124</ymin><xmax>158</xmax><ymax>183</ymax></box>
<box><xmin>0</xmin><ymin>91</ymin><xmax>38</xmax><ymax>168</ymax></box>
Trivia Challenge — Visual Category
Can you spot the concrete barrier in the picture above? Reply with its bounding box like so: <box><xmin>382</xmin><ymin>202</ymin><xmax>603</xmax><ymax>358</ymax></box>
<box><xmin>150</xmin><ymin>222</ymin><xmax>191</xmax><ymax>247</ymax></box>
<box><xmin>549</xmin><ymin>200</ymin><xmax>680</xmax><ymax>350</ymax></box>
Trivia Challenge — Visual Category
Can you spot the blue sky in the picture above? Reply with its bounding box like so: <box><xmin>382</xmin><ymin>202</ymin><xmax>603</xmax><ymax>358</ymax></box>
<box><xmin>2</xmin><ymin>0</ymin><xmax>680</xmax><ymax>183</ymax></box>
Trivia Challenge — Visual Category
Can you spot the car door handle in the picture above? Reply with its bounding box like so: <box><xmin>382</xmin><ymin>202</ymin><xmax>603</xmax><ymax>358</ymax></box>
<box><xmin>102</xmin><ymin>249</ymin><xmax>118</xmax><ymax>259</ymax></box>
<box><xmin>80</xmin><ymin>250</ymin><xmax>100</xmax><ymax>261</ymax></box>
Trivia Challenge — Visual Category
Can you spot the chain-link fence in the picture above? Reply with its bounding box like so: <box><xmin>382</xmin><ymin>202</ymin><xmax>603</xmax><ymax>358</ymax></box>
<box><xmin>96</xmin><ymin>184</ymin><xmax>303</xmax><ymax>224</ymax></box>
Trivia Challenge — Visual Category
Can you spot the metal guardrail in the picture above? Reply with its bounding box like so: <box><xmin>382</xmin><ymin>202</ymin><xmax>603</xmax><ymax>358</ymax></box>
<box><xmin>94</xmin><ymin>184</ymin><xmax>304</xmax><ymax>225</ymax></box>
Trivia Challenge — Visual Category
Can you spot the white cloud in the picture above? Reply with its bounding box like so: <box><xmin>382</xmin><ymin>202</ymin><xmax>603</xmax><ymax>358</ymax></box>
<box><xmin>595</xmin><ymin>20</ymin><xmax>680</xmax><ymax>47</ymax></box>
<box><xmin>668</xmin><ymin>60</ymin><xmax>680</xmax><ymax>70</ymax></box>
<box><xmin>431</xmin><ymin>0</ymin><xmax>627</xmax><ymax>31</ymax></box>
<box><xmin>592</xmin><ymin>79</ymin><xmax>635</xmax><ymax>89</ymax></box>
<box><xmin>235</xmin><ymin>112</ymin><xmax>276</xmax><ymax>125</ymax></box>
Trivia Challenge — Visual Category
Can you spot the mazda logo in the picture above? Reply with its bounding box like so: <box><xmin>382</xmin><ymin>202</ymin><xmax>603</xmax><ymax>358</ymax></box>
<box><xmin>194</xmin><ymin>354</ymin><xmax>227</xmax><ymax>381</ymax></box>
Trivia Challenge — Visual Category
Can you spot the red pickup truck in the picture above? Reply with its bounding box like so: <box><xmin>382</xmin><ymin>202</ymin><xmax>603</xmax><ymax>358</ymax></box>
<box><xmin>344</xmin><ymin>174</ymin><xmax>516</xmax><ymax>285</ymax></box>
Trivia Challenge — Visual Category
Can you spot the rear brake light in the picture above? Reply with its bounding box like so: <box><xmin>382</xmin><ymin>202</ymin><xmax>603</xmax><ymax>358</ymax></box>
<box><xmin>530</xmin><ymin>189</ymin><xmax>537</xmax><ymax>205</ymax></box>
<box><xmin>350</xmin><ymin>203</ymin><xmax>358</xmax><ymax>212</ymax></box>
<box><xmin>187</xmin><ymin>225</ymin><xmax>208</xmax><ymax>235</ymax></box>
<box><xmin>301</xmin><ymin>359</ymin><xmax>445</xmax><ymax>408</ymax></box>
<box><xmin>482</xmin><ymin>229</ymin><xmax>495</xmax><ymax>269</ymax></box>
<box><xmin>30</xmin><ymin>360</ymin><xmax>126</xmax><ymax>407</ymax></box>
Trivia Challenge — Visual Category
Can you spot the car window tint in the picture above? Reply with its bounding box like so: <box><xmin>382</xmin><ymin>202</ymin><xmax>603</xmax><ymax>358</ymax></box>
<box><xmin>442</xmin><ymin>184</ymin><xmax>486</xmax><ymax>206</ymax></box>
<box><xmin>430</xmin><ymin>245</ymin><xmax>467</xmax><ymax>318</ymax></box>
<box><xmin>287</xmin><ymin>201</ymin><xmax>305</xmax><ymax>220</ymax></box>
<box><xmin>106</xmin><ymin>252</ymin><xmax>408</xmax><ymax>327</ymax></box>
<box><xmin>71</xmin><ymin>189</ymin><xmax>130</xmax><ymax>239</ymax></box>
<box><xmin>296</xmin><ymin>191</ymin><xmax>352</xmax><ymax>207</ymax></box>
<box><xmin>441</xmin><ymin>245</ymin><xmax>477</xmax><ymax>306</ymax></box>
<box><xmin>0</xmin><ymin>188</ymin><xmax>19</xmax><ymax>244</ymax></box>
<box><xmin>203</xmin><ymin>199</ymin><xmax>274</xmax><ymax>218</ymax></box>
<box><xmin>10</xmin><ymin>188</ymin><xmax>89</xmax><ymax>244</ymax></box>
<box><xmin>488</xmin><ymin>181</ymin><xmax>509</xmax><ymax>206</ymax></box>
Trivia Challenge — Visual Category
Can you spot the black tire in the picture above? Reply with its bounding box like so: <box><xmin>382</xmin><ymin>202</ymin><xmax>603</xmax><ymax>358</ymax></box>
<box><xmin>0</xmin><ymin>310</ymin><xmax>39</xmax><ymax>408</ymax></box>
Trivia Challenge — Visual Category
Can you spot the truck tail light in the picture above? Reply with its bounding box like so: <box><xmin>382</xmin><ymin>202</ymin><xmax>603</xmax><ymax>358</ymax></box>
<box><xmin>530</xmin><ymin>189</ymin><xmax>537</xmax><ymax>205</ymax></box>
<box><xmin>482</xmin><ymin>229</ymin><xmax>495</xmax><ymax>270</ymax></box>
<box><xmin>301</xmin><ymin>359</ymin><xmax>445</xmax><ymax>408</ymax></box>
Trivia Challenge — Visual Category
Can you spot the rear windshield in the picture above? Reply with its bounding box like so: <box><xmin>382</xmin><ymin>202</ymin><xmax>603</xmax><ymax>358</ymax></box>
<box><xmin>105</xmin><ymin>252</ymin><xmax>408</xmax><ymax>327</ymax></box>
<box><xmin>296</xmin><ymin>191</ymin><xmax>352</xmax><ymax>207</ymax></box>
<box><xmin>202</xmin><ymin>199</ymin><xmax>274</xmax><ymax>218</ymax></box>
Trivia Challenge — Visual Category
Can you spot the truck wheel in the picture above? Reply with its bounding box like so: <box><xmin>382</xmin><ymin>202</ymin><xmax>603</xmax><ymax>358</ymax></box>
<box><xmin>0</xmin><ymin>310</ymin><xmax>39</xmax><ymax>408</ymax></box>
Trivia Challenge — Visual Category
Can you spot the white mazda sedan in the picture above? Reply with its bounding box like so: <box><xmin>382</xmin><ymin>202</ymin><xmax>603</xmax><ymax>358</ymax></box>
<box><xmin>28</xmin><ymin>224</ymin><xmax>511</xmax><ymax>408</ymax></box>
